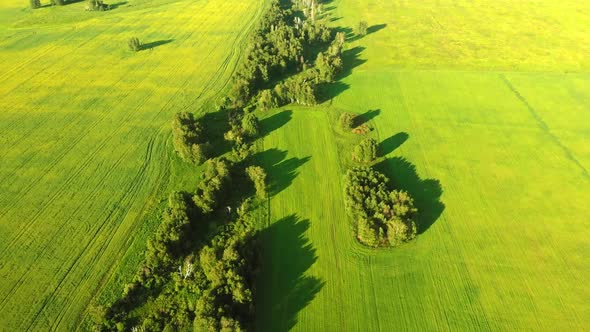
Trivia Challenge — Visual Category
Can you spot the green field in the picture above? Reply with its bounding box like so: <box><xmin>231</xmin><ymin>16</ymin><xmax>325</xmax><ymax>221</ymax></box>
<box><xmin>256</xmin><ymin>0</ymin><xmax>590</xmax><ymax>331</ymax></box>
<box><xmin>0</xmin><ymin>0</ymin><xmax>264</xmax><ymax>330</ymax></box>
<box><xmin>1</xmin><ymin>0</ymin><xmax>589</xmax><ymax>330</ymax></box>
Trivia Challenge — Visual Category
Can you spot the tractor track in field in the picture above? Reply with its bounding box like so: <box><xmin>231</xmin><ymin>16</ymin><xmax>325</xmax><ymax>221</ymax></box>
<box><xmin>501</xmin><ymin>74</ymin><xmax>590</xmax><ymax>180</ymax></box>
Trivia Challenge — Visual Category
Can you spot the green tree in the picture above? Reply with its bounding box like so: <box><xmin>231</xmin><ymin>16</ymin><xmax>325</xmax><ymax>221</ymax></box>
<box><xmin>128</xmin><ymin>37</ymin><xmax>141</xmax><ymax>52</ymax></box>
<box><xmin>352</xmin><ymin>138</ymin><xmax>377</xmax><ymax>163</ymax></box>
<box><xmin>30</xmin><ymin>0</ymin><xmax>41</xmax><ymax>9</ymax></box>
<box><xmin>357</xmin><ymin>21</ymin><xmax>368</xmax><ymax>36</ymax></box>
<box><xmin>241</xmin><ymin>113</ymin><xmax>260</xmax><ymax>137</ymax></box>
<box><xmin>339</xmin><ymin>112</ymin><xmax>356</xmax><ymax>131</ymax></box>
<box><xmin>258</xmin><ymin>89</ymin><xmax>278</xmax><ymax>111</ymax></box>
<box><xmin>246</xmin><ymin>166</ymin><xmax>267</xmax><ymax>198</ymax></box>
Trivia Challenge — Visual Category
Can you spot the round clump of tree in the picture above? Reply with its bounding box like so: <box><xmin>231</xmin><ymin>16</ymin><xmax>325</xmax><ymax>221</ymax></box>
<box><xmin>352</xmin><ymin>138</ymin><xmax>377</xmax><ymax>163</ymax></box>
<box><xmin>339</xmin><ymin>112</ymin><xmax>356</xmax><ymax>131</ymax></box>
<box><xmin>357</xmin><ymin>21</ymin><xmax>368</xmax><ymax>36</ymax></box>
<box><xmin>343</xmin><ymin>166</ymin><xmax>417</xmax><ymax>247</ymax></box>
<box><xmin>128</xmin><ymin>37</ymin><xmax>142</xmax><ymax>52</ymax></box>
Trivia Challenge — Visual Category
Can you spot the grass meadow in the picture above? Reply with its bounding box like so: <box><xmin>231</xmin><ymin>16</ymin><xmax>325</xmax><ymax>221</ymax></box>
<box><xmin>0</xmin><ymin>0</ymin><xmax>265</xmax><ymax>330</ymax></box>
<box><xmin>255</xmin><ymin>0</ymin><xmax>589</xmax><ymax>330</ymax></box>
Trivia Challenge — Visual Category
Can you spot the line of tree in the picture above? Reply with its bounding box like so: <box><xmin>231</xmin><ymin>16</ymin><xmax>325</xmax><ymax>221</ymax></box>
<box><xmin>172</xmin><ymin>112</ymin><xmax>211</xmax><ymax>165</ymax></box>
<box><xmin>224</xmin><ymin>0</ymin><xmax>344</xmax><ymax>110</ymax></box>
<box><xmin>343</xmin><ymin>166</ymin><xmax>417</xmax><ymax>247</ymax></box>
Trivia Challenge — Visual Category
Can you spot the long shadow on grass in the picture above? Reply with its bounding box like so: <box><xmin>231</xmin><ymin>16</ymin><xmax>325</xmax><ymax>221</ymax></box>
<box><xmin>253</xmin><ymin>148</ymin><xmax>310</xmax><ymax>197</ymax></box>
<box><xmin>317</xmin><ymin>47</ymin><xmax>366</xmax><ymax>102</ymax></box>
<box><xmin>355</xmin><ymin>109</ymin><xmax>381</xmax><ymax>127</ymax></box>
<box><xmin>375</xmin><ymin>156</ymin><xmax>444</xmax><ymax>233</ymax></box>
<box><xmin>256</xmin><ymin>215</ymin><xmax>324</xmax><ymax>331</ymax></box>
<box><xmin>379</xmin><ymin>132</ymin><xmax>408</xmax><ymax>156</ymax></box>
<box><xmin>141</xmin><ymin>39</ymin><xmax>174</xmax><ymax>50</ymax></box>
<box><xmin>260</xmin><ymin>110</ymin><xmax>293</xmax><ymax>137</ymax></box>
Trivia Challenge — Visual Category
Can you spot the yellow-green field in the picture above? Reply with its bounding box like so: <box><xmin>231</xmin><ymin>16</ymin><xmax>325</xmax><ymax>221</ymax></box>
<box><xmin>256</xmin><ymin>0</ymin><xmax>590</xmax><ymax>331</ymax></box>
<box><xmin>0</xmin><ymin>0</ymin><xmax>264</xmax><ymax>330</ymax></box>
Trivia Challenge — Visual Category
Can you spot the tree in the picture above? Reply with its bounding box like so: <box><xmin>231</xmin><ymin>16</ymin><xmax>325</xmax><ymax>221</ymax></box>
<box><xmin>246</xmin><ymin>166</ymin><xmax>267</xmax><ymax>198</ymax></box>
<box><xmin>352</xmin><ymin>138</ymin><xmax>377</xmax><ymax>163</ymax></box>
<box><xmin>30</xmin><ymin>0</ymin><xmax>41</xmax><ymax>9</ymax></box>
<box><xmin>258</xmin><ymin>89</ymin><xmax>278</xmax><ymax>111</ymax></box>
<box><xmin>339</xmin><ymin>112</ymin><xmax>356</xmax><ymax>131</ymax></box>
<box><xmin>343</xmin><ymin>166</ymin><xmax>417</xmax><ymax>247</ymax></box>
<box><xmin>357</xmin><ymin>21</ymin><xmax>368</xmax><ymax>36</ymax></box>
<box><xmin>128</xmin><ymin>37</ymin><xmax>141</xmax><ymax>52</ymax></box>
<box><xmin>241</xmin><ymin>113</ymin><xmax>260</xmax><ymax>137</ymax></box>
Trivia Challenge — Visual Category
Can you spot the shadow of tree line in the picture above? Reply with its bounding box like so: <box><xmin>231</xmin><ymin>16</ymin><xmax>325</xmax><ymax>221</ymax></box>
<box><xmin>374</xmin><ymin>131</ymin><xmax>444</xmax><ymax>234</ymax></box>
<box><xmin>255</xmin><ymin>215</ymin><xmax>324</xmax><ymax>331</ymax></box>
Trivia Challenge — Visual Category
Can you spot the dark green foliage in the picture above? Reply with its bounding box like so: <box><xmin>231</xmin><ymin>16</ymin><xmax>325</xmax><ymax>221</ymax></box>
<box><xmin>241</xmin><ymin>112</ymin><xmax>260</xmax><ymax>137</ymax></box>
<box><xmin>258</xmin><ymin>89</ymin><xmax>278</xmax><ymax>111</ymax></box>
<box><xmin>192</xmin><ymin>158</ymin><xmax>232</xmax><ymax>213</ymax></box>
<box><xmin>30</xmin><ymin>0</ymin><xmax>41</xmax><ymax>9</ymax></box>
<box><xmin>50</xmin><ymin>0</ymin><xmax>64</xmax><ymax>6</ymax></box>
<box><xmin>339</xmin><ymin>112</ymin><xmax>356</xmax><ymax>131</ymax></box>
<box><xmin>172</xmin><ymin>112</ymin><xmax>210</xmax><ymax>164</ymax></box>
<box><xmin>87</xmin><ymin>0</ymin><xmax>110</xmax><ymax>10</ymax></box>
<box><xmin>357</xmin><ymin>21</ymin><xmax>368</xmax><ymax>36</ymax></box>
<box><xmin>314</xmin><ymin>37</ymin><xmax>344</xmax><ymax>83</ymax></box>
<box><xmin>128</xmin><ymin>37</ymin><xmax>141</xmax><ymax>52</ymax></box>
<box><xmin>344</xmin><ymin>167</ymin><xmax>417</xmax><ymax>247</ymax></box>
<box><xmin>352</xmin><ymin>138</ymin><xmax>378</xmax><ymax>163</ymax></box>
<box><xmin>194</xmin><ymin>207</ymin><xmax>258</xmax><ymax>331</ymax></box>
<box><xmin>246</xmin><ymin>166</ymin><xmax>267</xmax><ymax>199</ymax></box>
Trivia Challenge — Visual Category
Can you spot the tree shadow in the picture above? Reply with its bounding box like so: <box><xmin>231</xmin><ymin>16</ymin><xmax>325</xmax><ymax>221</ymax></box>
<box><xmin>379</xmin><ymin>132</ymin><xmax>408</xmax><ymax>156</ymax></box>
<box><xmin>317</xmin><ymin>47</ymin><xmax>365</xmax><ymax>102</ymax></box>
<box><xmin>109</xmin><ymin>1</ymin><xmax>128</xmax><ymax>9</ymax></box>
<box><xmin>338</xmin><ymin>46</ymin><xmax>366</xmax><ymax>80</ymax></box>
<box><xmin>355</xmin><ymin>109</ymin><xmax>380</xmax><ymax>127</ymax></box>
<box><xmin>260</xmin><ymin>110</ymin><xmax>293</xmax><ymax>137</ymax></box>
<box><xmin>367</xmin><ymin>23</ymin><xmax>387</xmax><ymax>35</ymax></box>
<box><xmin>348</xmin><ymin>23</ymin><xmax>388</xmax><ymax>42</ymax></box>
<box><xmin>255</xmin><ymin>215</ymin><xmax>324</xmax><ymax>331</ymax></box>
<box><xmin>253</xmin><ymin>148</ymin><xmax>310</xmax><ymax>197</ymax></box>
<box><xmin>375</xmin><ymin>156</ymin><xmax>444</xmax><ymax>234</ymax></box>
<box><xmin>141</xmin><ymin>39</ymin><xmax>174</xmax><ymax>50</ymax></box>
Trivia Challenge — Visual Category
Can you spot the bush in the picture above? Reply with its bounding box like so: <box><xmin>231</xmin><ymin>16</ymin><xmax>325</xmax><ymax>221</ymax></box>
<box><xmin>128</xmin><ymin>37</ymin><xmax>142</xmax><ymax>52</ymax></box>
<box><xmin>192</xmin><ymin>158</ymin><xmax>232</xmax><ymax>214</ymax></box>
<box><xmin>258</xmin><ymin>89</ymin><xmax>278</xmax><ymax>111</ymax></box>
<box><xmin>30</xmin><ymin>0</ymin><xmax>41</xmax><ymax>9</ymax></box>
<box><xmin>357</xmin><ymin>21</ymin><xmax>368</xmax><ymax>36</ymax></box>
<box><xmin>339</xmin><ymin>112</ymin><xmax>356</xmax><ymax>131</ymax></box>
<box><xmin>172</xmin><ymin>112</ymin><xmax>210</xmax><ymax>164</ymax></box>
<box><xmin>51</xmin><ymin>0</ymin><xmax>65</xmax><ymax>6</ymax></box>
<box><xmin>352</xmin><ymin>138</ymin><xmax>377</xmax><ymax>163</ymax></box>
<box><xmin>246</xmin><ymin>166</ymin><xmax>267</xmax><ymax>198</ymax></box>
<box><xmin>87</xmin><ymin>0</ymin><xmax>110</xmax><ymax>10</ymax></box>
<box><xmin>241</xmin><ymin>113</ymin><xmax>260</xmax><ymax>137</ymax></box>
<box><xmin>343</xmin><ymin>166</ymin><xmax>417</xmax><ymax>247</ymax></box>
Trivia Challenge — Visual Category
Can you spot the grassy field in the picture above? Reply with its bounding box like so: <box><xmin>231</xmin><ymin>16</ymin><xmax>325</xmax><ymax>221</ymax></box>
<box><xmin>0</xmin><ymin>0</ymin><xmax>265</xmax><ymax>330</ymax></box>
<box><xmin>256</xmin><ymin>0</ymin><xmax>590</xmax><ymax>331</ymax></box>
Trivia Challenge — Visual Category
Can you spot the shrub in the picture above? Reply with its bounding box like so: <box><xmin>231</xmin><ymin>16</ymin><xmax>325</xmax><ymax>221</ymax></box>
<box><xmin>339</xmin><ymin>112</ymin><xmax>356</xmax><ymax>131</ymax></box>
<box><xmin>128</xmin><ymin>37</ymin><xmax>141</xmax><ymax>52</ymax></box>
<box><xmin>30</xmin><ymin>0</ymin><xmax>41</xmax><ymax>9</ymax></box>
<box><xmin>343</xmin><ymin>166</ymin><xmax>417</xmax><ymax>247</ymax></box>
<box><xmin>246</xmin><ymin>166</ymin><xmax>267</xmax><ymax>198</ymax></box>
<box><xmin>258</xmin><ymin>89</ymin><xmax>278</xmax><ymax>111</ymax></box>
<box><xmin>192</xmin><ymin>158</ymin><xmax>232</xmax><ymax>214</ymax></box>
<box><xmin>87</xmin><ymin>0</ymin><xmax>110</xmax><ymax>10</ymax></box>
<box><xmin>51</xmin><ymin>0</ymin><xmax>65</xmax><ymax>6</ymax></box>
<box><xmin>241</xmin><ymin>113</ymin><xmax>260</xmax><ymax>137</ymax></box>
<box><xmin>172</xmin><ymin>112</ymin><xmax>210</xmax><ymax>164</ymax></box>
<box><xmin>352</xmin><ymin>138</ymin><xmax>377</xmax><ymax>163</ymax></box>
<box><xmin>357</xmin><ymin>21</ymin><xmax>368</xmax><ymax>36</ymax></box>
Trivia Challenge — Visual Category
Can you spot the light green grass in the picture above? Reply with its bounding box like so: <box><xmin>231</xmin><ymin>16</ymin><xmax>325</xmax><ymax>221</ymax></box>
<box><xmin>256</xmin><ymin>0</ymin><xmax>590</xmax><ymax>330</ymax></box>
<box><xmin>0</xmin><ymin>0</ymin><xmax>264</xmax><ymax>330</ymax></box>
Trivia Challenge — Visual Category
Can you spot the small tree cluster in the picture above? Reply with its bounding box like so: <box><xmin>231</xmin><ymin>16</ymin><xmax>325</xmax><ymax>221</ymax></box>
<box><xmin>314</xmin><ymin>34</ymin><xmax>345</xmax><ymax>83</ymax></box>
<box><xmin>128</xmin><ymin>37</ymin><xmax>141</xmax><ymax>52</ymax></box>
<box><xmin>194</xmin><ymin>210</ymin><xmax>258</xmax><ymax>331</ymax></box>
<box><xmin>339</xmin><ymin>112</ymin><xmax>356</xmax><ymax>131</ymax></box>
<box><xmin>246</xmin><ymin>166</ymin><xmax>267</xmax><ymax>199</ymax></box>
<box><xmin>357</xmin><ymin>21</ymin><xmax>368</xmax><ymax>36</ymax></box>
<box><xmin>344</xmin><ymin>166</ymin><xmax>417</xmax><ymax>247</ymax></box>
<box><xmin>172</xmin><ymin>112</ymin><xmax>211</xmax><ymax>164</ymax></box>
<box><xmin>87</xmin><ymin>0</ymin><xmax>110</xmax><ymax>10</ymax></box>
<box><xmin>192</xmin><ymin>158</ymin><xmax>232</xmax><ymax>213</ymax></box>
<box><xmin>30</xmin><ymin>0</ymin><xmax>41</xmax><ymax>9</ymax></box>
<box><xmin>352</xmin><ymin>138</ymin><xmax>378</xmax><ymax>163</ymax></box>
